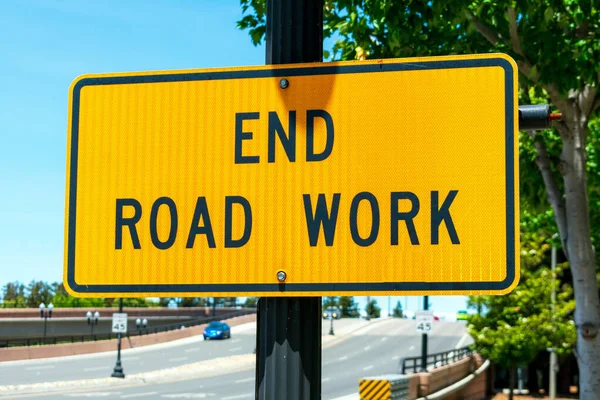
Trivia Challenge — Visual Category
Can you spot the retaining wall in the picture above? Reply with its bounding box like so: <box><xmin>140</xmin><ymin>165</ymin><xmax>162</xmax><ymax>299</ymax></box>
<box><xmin>407</xmin><ymin>355</ymin><xmax>487</xmax><ymax>400</ymax></box>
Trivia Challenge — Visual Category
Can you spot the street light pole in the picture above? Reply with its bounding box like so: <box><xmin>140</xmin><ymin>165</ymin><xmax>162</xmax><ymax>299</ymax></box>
<box><xmin>39</xmin><ymin>303</ymin><xmax>53</xmax><ymax>341</ymax></box>
<box><xmin>111</xmin><ymin>298</ymin><xmax>125</xmax><ymax>378</ymax></box>
<box><xmin>329</xmin><ymin>315</ymin><xmax>334</xmax><ymax>336</ymax></box>
<box><xmin>549</xmin><ymin>236</ymin><xmax>558</xmax><ymax>400</ymax></box>
<box><xmin>86</xmin><ymin>310</ymin><xmax>100</xmax><ymax>338</ymax></box>
<box><xmin>366</xmin><ymin>296</ymin><xmax>370</xmax><ymax>321</ymax></box>
<box><xmin>136</xmin><ymin>318</ymin><xmax>148</xmax><ymax>334</ymax></box>
<box><xmin>420</xmin><ymin>296</ymin><xmax>429</xmax><ymax>372</ymax></box>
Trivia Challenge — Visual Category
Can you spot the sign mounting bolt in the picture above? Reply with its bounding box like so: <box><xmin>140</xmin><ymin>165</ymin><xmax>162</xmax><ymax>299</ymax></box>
<box><xmin>277</xmin><ymin>271</ymin><xmax>287</xmax><ymax>282</ymax></box>
<box><xmin>279</xmin><ymin>79</ymin><xmax>289</xmax><ymax>89</ymax></box>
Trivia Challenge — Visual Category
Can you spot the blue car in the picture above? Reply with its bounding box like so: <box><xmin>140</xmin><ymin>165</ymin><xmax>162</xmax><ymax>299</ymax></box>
<box><xmin>203</xmin><ymin>321</ymin><xmax>231</xmax><ymax>340</ymax></box>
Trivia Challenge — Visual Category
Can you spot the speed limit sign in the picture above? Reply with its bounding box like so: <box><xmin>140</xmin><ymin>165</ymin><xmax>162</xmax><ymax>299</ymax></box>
<box><xmin>112</xmin><ymin>313</ymin><xmax>128</xmax><ymax>333</ymax></box>
<box><xmin>416</xmin><ymin>311</ymin><xmax>434</xmax><ymax>333</ymax></box>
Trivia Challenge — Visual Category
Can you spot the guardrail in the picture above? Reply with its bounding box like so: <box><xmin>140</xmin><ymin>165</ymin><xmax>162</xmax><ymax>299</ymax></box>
<box><xmin>359</xmin><ymin>374</ymin><xmax>410</xmax><ymax>399</ymax></box>
<box><xmin>401</xmin><ymin>346</ymin><xmax>473</xmax><ymax>374</ymax></box>
<box><xmin>0</xmin><ymin>309</ymin><xmax>256</xmax><ymax>348</ymax></box>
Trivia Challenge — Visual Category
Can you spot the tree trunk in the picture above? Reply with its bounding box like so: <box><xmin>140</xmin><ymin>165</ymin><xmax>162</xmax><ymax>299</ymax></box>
<box><xmin>559</xmin><ymin>118</ymin><xmax>600</xmax><ymax>399</ymax></box>
<box><xmin>508</xmin><ymin>365</ymin><xmax>516</xmax><ymax>400</ymax></box>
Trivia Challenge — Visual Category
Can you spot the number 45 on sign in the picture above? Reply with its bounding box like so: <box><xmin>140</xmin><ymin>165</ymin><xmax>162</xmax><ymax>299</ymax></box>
<box><xmin>416</xmin><ymin>311</ymin><xmax>434</xmax><ymax>333</ymax></box>
<box><xmin>112</xmin><ymin>313</ymin><xmax>128</xmax><ymax>333</ymax></box>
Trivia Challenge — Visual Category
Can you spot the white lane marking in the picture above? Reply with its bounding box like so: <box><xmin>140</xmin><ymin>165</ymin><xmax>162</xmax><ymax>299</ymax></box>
<box><xmin>221</xmin><ymin>394</ymin><xmax>253</xmax><ymax>400</ymax></box>
<box><xmin>380</xmin><ymin>337</ymin><xmax>388</xmax><ymax>342</ymax></box>
<box><xmin>392</xmin><ymin>355</ymin><xmax>400</xmax><ymax>360</ymax></box>
<box><xmin>339</xmin><ymin>356</ymin><xmax>348</xmax><ymax>361</ymax></box>
<box><xmin>122</xmin><ymin>356</ymin><xmax>139</xmax><ymax>361</ymax></box>
<box><xmin>121</xmin><ymin>393</ymin><xmax>158</xmax><ymax>399</ymax></box>
<box><xmin>168</xmin><ymin>357</ymin><xmax>189</xmax><ymax>362</ymax></box>
<box><xmin>25</xmin><ymin>365</ymin><xmax>55</xmax><ymax>370</ymax></box>
<box><xmin>66</xmin><ymin>393</ymin><xmax>120</xmax><ymax>397</ymax></box>
<box><xmin>234</xmin><ymin>377</ymin><xmax>254</xmax><ymax>384</ymax></box>
<box><xmin>322</xmin><ymin>377</ymin><xmax>331</xmax><ymax>382</ymax></box>
<box><xmin>363</xmin><ymin>365</ymin><xmax>374</xmax><ymax>371</ymax></box>
<box><xmin>230</xmin><ymin>339</ymin><xmax>241</xmax><ymax>343</ymax></box>
<box><xmin>229</xmin><ymin>346</ymin><xmax>243</xmax><ymax>352</ymax></box>
<box><xmin>185</xmin><ymin>348</ymin><xmax>201</xmax><ymax>353</ymax></box>
<box><xmin>409</xmin><ymin>345</ymin><xmax>415</xmax><ymax>351</ymax></box>
<box><xmin>162</xmin><ymin>394</ymin><xmax>213</xmax><ymax>399</ymax></box>
<box><xmin>455</xmin><ymin>333</ymin><xmax>471</xmax><ymax>349</ymax></box>
<box><xmin>363</xmin><ymin>346</ymin><xmax>371</xmax><ymax>351</ymax></box>
<box><xmin>83</xmin><ymin>366</ymin><xmax>110</xmax><ymax>372</ymax></box>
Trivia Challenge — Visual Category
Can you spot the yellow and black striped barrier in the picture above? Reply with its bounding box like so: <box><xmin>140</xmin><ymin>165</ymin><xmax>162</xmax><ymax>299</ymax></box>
<box><xmin>359</xmin><ymin>374</ymin><xmax>410</xmax><ymax>399</ymax></box>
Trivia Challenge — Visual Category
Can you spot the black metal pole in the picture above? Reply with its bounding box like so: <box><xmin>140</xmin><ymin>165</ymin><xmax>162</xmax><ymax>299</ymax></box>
<box><xmin>420</xmin><ymin>296</ymin><xmax>429</xmax><ymax>372</ymax></box>
<box><xmin>43</xmin><ymin>316</ymin><xmax>47</xmax><ymax>341</ymax></box>
<box><xmin>366</xmin><ymin>296</ymin><xmax>370</xmax><ymax>320</ymax></box>
<box><xmin>256</xmin><ymin>2</ymin><xmax>323</xmax><ymax>399</ymax></box>
<box><xmin>111</xmin><ymin>299</ymin><xmax>125</xmax><ymax>378</ymax></box>
<box><xmin>212</xmin><ymin>297</ymin><xmax>216</xmax><ymax>317</ymax></box>
<box><xmin>329</xmin><ymin>316</ymin><xmax>334</xmax><ymax>335</ymax></box>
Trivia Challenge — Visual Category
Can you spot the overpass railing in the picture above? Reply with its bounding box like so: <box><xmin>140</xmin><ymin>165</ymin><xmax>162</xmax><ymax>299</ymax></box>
<box><xmin>0</xmin><ymin>309</ymin><xmax>255</xmax><ymax>348</ymax></box>
<box><xmin>401</xmin><ymin>346</ymin><xmax>473</xmax><ymax>374</ymax></box>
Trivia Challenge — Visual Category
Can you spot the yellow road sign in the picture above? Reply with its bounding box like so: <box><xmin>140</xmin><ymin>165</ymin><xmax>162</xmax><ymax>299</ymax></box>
<box><xmin>64</xmin><ymin>53</ymin><xmax>519</xmax><ymax>297</ymax></box>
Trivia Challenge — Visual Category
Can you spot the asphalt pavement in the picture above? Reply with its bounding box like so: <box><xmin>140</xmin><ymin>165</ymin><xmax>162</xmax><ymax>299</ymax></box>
<box><xmin>0</xmin><ymin>318</ymin><xmax>472</xmax><ymax>399</ymax></box>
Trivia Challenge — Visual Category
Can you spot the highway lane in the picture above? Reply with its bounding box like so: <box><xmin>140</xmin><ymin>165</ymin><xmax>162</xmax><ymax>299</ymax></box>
<box><xmin>5</xmin><ymin>319</ymin><xmax>471</xmax><ymax>399</ymax></box>
<box><xmin>0</xmin><ymin>323</ymin><xmax>256</xmax><ymax>386</ymax></box>
<box><xmin>321</xmin><ymin>319</ymin><xmax>471</xmax><ymax>398</ymax></box>
<box><xmin>0</xmin><ymin>319</ymin><xmax>368</xmax><ymax>386</ymax></box>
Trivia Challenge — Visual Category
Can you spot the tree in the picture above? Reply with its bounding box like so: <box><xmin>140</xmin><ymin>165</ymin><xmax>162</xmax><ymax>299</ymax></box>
<box><xmin>338</xmin><ymin>296</ymin><xmax>360</xmax><ymax>317</ymax></box>
<box><xmin>393</xmin><ymin>301</ymin><xmax>403</xmax><ymax>318</ymax></box>
<box><xmin>179</xmin><ymin>298</ymin><xmax>199</xmax><ymax>307</ymax></box>
<box><xmin>1</xmin><ymin>281</ymin><xmax>27</xmax><ymax>308</ymax></box>
<box><xmin>197</xmin><ymin>297</ymin><xmax>210</xmax><ymax>307</ymax></box>
<box><xmin>221</xmin><ymin>297</ymin><xmax>238</xmax><ymax>307</ymax></box>
<box><xmin>468</xmin><ymin>215</ymin><xmax>576</xmax><ymax>399</ymax></box>
<box><xmin>244</xmin><ymin>297</ymin><xmax>259</xmax><ymax>308</ymax></box>
<box><xmin>238</xmin><ymin>2</ymin><xmax>600</xmax><ymax>395</ymax></box>
<box><xmin>122</xmin><ymin>298</ymin><xmax>151</xmax><ymax>308</ymax></box>
<box><xmin>158</xmin><ymin>298</ymin><xmax>171</xmax><ymax>307</ymax></box>
<box><xmin>323</xmin><ymin>296</ymin><xmax>339</xmax><ymax>308</ymax></box>
<box><xmin>26</xmin><ymin>280</ymin><xmax>53</xmax><ymax>308</ymax></box>
<box><xmin>468</xmin><ymin>210</ymin><xmax>577</xmax><ymax>397</ymax></box>
<box><xmin>365</xmin><ymin>299</ymin><xmax>381</xmax><ymax>319</ymax></box>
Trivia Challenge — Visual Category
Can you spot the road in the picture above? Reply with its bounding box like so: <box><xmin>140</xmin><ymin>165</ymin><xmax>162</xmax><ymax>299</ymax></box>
<box><xmin>0</xmin><ymin>318</ymin><xmax>471</xmax><ymax>399</ymax></box>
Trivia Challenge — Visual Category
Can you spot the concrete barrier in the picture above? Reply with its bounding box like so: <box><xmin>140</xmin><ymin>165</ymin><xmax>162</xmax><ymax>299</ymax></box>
<box><xmin>359</xmin><ymin>375</ymin><xmax>410</xmax><ymax>399</ymax></box>
<box><xmin>0</xmin><ymin>313</ymin><xmax>256</xmax><ymax>362</ymax></box>
<box><xmin>359</xmin><ymin>355</ymin><xmax>487</xmax><ymax>400</ymax></box>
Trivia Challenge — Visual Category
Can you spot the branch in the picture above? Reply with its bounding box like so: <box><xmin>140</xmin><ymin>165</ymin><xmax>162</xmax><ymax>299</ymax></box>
<box><xmin>529</xmin><ymin>132</ymin><xmax>569</xmax><ymax>258</ymax></box>
<box><xmin>577</xmin><ymin>84</ymin><xmax>599</xmax><ymax>117</ymax></box>
<box><xmin>467</xmin><ymin>9</ymin><xmax>572</xmax><ymax>118</ymax></box>
<box><xmin>593</xmin><ymin>71</ymin><xmax>600</xmax><ymax>114</ymax></box>
<box><xmin>507</xmin><ymin>8</ymin><xmax>524</xmax><ymax>57</ymax></box>
<box><xmin>592</xmin><ymin>95</ymin><xmax>600</xmax><ymax>115</ymax></box>
<box><xmin>553</xmin><ymin>120</ymin><xmax>572</xmax><ymax>140</ymax></box>
<box><xmin>466</xmin><ymin>10</ymin><xmax>507</xmax><ymax>47</ymax></box>
<box><xmin>518</xmin><ymin>60</ymin><xmax>573</xmax><ymax>119</ymax></box>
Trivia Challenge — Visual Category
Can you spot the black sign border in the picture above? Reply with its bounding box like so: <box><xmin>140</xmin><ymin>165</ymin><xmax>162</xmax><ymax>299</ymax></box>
<box><xmin>67</xmin><ymin>57</ymin><xmax>516</xmax><ymax>294</ymax></box>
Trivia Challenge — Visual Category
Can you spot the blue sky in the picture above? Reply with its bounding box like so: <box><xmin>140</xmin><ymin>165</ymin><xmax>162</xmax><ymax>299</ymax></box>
<box><xmin>0</xmin><ymin>0</ymin><xmax>468</xmax><ymax>316</ymax></box>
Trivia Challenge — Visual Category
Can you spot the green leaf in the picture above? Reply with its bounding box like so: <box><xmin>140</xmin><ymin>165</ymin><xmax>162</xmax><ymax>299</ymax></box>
<box><xmin>544</xmin><ymin>7</ymin><xmax>554</xmax><ymax>22</ymax></box>
<box><xmin>528</xmin><ymin>65</ymin><xmax>538</xmax><ymax>79</ymax></box>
